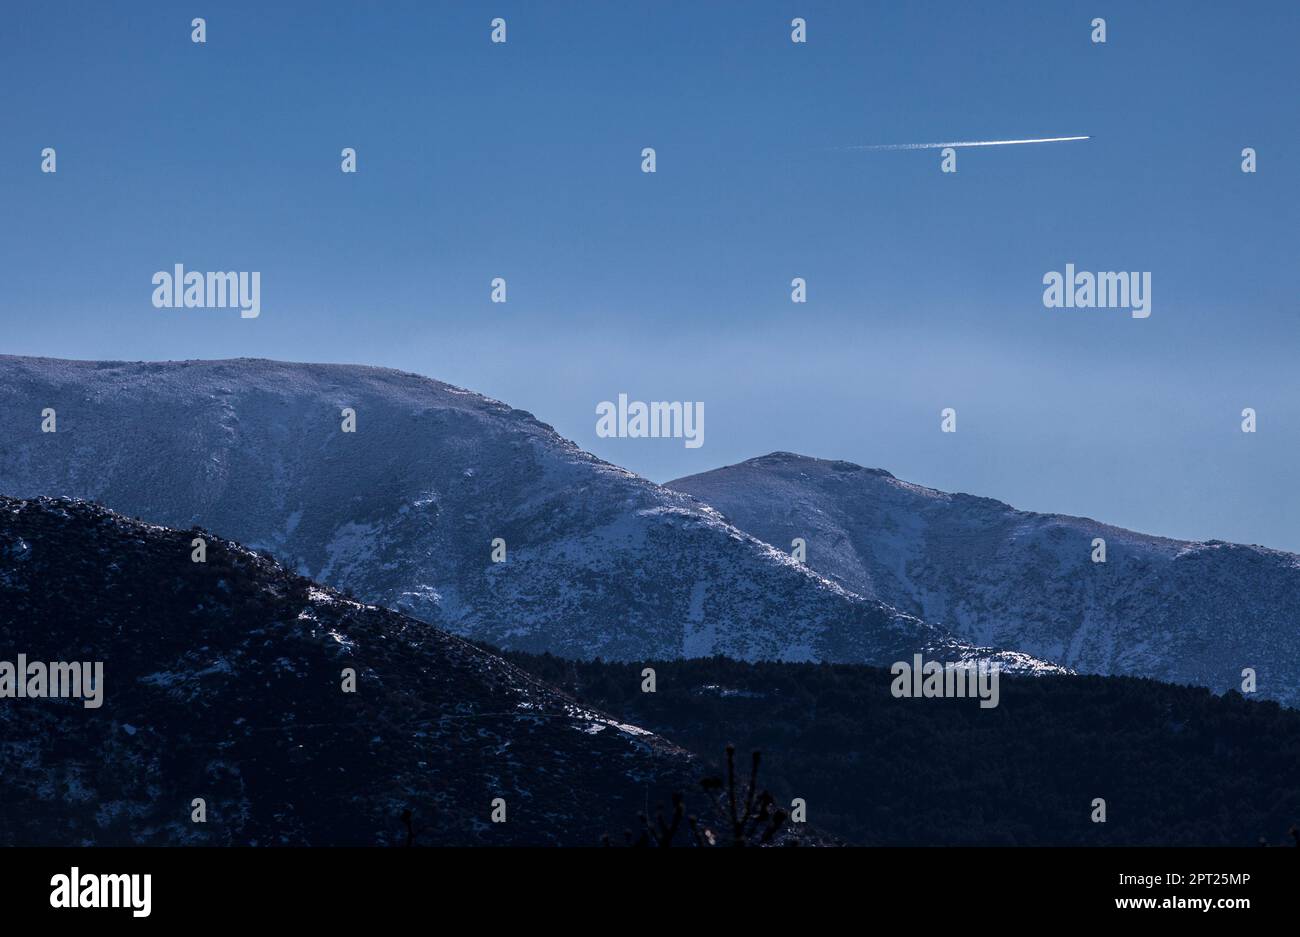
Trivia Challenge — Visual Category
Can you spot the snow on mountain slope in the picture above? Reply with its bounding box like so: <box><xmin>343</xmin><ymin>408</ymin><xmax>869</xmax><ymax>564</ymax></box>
<box><xmin>667</xmin><ymin>452</ymin><xmax>1300</xmax><ymax>706</ymax></box>
<box><xmin>0</xmin><ymin>495</ymin><xmax>715</xmax><ymax>845</ymax></box>
<box><xmin>0</xmin><ymin>356</ymin><xmax>1055</xmax><ymax>673</ymax></box>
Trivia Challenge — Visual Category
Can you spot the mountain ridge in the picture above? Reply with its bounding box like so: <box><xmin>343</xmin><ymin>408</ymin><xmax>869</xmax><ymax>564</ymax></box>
<box><xmin>0</xmin><ymin>355</ymin><xmax>1056</xmax><ymax>674</ymax></box>
<box><xmin>667</xmin><ymin>451</ymin><xmax>1300</xmax><ymax>706</ymax></box>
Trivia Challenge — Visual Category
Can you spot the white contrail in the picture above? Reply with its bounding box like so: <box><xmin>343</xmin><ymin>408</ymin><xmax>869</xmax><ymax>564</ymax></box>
<box><xmin>841</xmin><ymin>135</ymin><xmax>1090</xmax><ymax>151</ymax></box>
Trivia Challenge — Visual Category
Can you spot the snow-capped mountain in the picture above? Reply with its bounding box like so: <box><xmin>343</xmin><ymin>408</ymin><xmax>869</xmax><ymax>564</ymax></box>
<box><xmin>0</xmin><ymin>356</ymin><xmax>1052</xmax><ymax>673</ymax></box>
<box><xmin>0</xmin><ymin>494</ymin><xmax>721</xmax><ymax>845</ymax></box>
<box><xmin>668</xmin><ymin>452</ymin><xmax>1300</xmax><ymax>706</ymax></box>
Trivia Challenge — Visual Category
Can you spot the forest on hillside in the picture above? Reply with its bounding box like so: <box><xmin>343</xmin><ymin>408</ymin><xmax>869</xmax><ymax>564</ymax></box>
<box><xmin>498</xmin><ymin>652</ymin><xmax>1300</xmax><ymax>847</ymax></box>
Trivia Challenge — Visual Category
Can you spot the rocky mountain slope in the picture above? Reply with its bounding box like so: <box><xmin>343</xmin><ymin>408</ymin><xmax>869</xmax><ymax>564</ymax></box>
<box><xmin>0</xmin><ymin>495</ymin><xmax>729</xmax><ymax>846</ymax></box>
<box><xmin>668</xmin><ymin>452</ymin><xmax>1300</xmax><ymax>706</ymax></box>
<box><xmin>0</xmin><ymin>356</ymin><xmax>1056</xmax><ymax>673</ymax></box>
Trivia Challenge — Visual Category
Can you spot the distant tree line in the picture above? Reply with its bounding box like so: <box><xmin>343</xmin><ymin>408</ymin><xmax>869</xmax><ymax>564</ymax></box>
<box><xmin>497</xmin><ymin>651</ymin><xmax>1300</xmax><ymax>847</ymax></box>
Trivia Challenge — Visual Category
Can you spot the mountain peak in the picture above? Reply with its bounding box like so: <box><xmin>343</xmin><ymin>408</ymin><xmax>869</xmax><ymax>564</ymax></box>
<box><xmin>668</xmin><ymin>455</ymin><xmax>1300</xmax><ymax>706</ymax></box>
<box><xmin>740</xmin><ymin>451</ymin><xmax>897</xmax><ymax>479</ymax></box>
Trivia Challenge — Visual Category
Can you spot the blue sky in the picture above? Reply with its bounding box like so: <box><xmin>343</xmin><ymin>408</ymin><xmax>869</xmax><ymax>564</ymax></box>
<box><xmin>3</xmin><ymin>1</ymin><xmax>1299</xmax><ymax>549</ymax></box>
